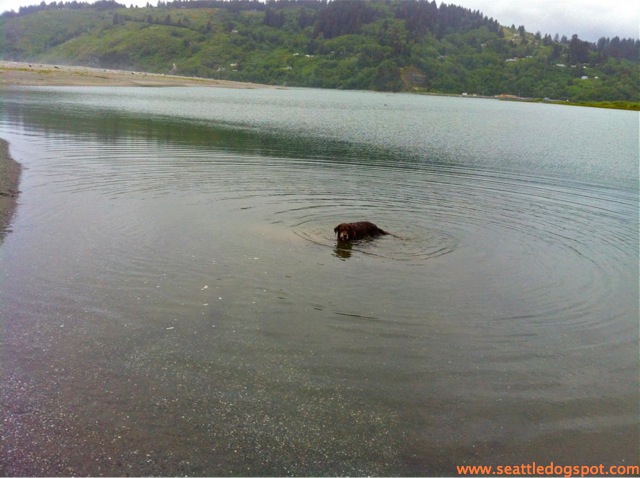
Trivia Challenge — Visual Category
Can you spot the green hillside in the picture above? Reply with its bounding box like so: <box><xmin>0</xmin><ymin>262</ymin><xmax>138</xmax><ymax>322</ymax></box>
<box><xmin>2</xmin><ymin>0</ymin><xmax>639</xmax><ymax>102</ymax></box>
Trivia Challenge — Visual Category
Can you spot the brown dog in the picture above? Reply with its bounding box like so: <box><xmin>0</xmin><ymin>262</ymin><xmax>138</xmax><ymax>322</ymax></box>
<box><xmin>334</xmin><ymin>221</ymin><xmax>388</xmax><ymax>241</ymax></box>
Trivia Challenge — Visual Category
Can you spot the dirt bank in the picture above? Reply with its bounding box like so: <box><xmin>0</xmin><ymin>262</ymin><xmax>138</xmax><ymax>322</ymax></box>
<box><xmin>0</xmin><ymin>139</ymin><xmax>21</xmax><ymax>242</ymax></box>
<box><xmin>0</xmin><ymin>61</ymin><xmax>276</xmax><ymax>88</ymax></box>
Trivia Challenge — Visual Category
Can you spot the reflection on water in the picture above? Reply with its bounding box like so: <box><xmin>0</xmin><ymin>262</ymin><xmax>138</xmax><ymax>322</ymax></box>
<box><xmin>0</xmin><ymin>88</ymin><xmax>638</xmax><ymax>476</ymax></box>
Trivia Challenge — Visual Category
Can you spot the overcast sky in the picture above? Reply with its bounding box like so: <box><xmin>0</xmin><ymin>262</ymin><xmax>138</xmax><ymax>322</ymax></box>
<box><xmin>1</xmin><ymin>0</ymin><xmax>638</xmax><ymax>41</ymax></box>
<box><xmin>456</xmin><ymin>0</ymin><xmax>638</xmax><ymax>41</ymax></box>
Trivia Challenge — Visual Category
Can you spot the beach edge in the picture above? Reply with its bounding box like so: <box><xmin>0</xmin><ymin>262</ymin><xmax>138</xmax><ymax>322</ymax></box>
<box><xmin>0</xmin><ymin>138</ymin><xmax>22</xmax><ymax>243</ymax></box>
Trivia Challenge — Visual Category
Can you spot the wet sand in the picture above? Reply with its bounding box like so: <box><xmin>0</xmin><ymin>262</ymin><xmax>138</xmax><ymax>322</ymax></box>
<box><xmin>0</xmin><ymin>61</ymin><xmax>275</xmax><ymax>88</ymax></box>
<box><xmin>0</xmin><ymin>139</ymin><xmax>21</xmax><ymax>243</ymax></box>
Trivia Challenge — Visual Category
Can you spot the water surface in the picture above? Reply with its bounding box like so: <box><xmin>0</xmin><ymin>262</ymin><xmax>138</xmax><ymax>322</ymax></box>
<box><xmin>1</xmin><ymin>87</ymin><xmax>638</xmax><ymax>476</ymax></box>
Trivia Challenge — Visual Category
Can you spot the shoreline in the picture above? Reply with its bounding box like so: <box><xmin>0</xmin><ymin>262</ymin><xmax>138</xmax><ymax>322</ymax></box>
<box><xmin>0</xmin><ymin>139</ymin><xmax>22</xmax><ymax>243</ymax></box>
<box><xmin>2</xmin><ymin>61</ymin><xmax>637</xmax><ymax>110</ymax></box>
<box><xmin>0</xmin><ymin>61</ymin><xmax>277</xmax><ymax>88</ymax></box>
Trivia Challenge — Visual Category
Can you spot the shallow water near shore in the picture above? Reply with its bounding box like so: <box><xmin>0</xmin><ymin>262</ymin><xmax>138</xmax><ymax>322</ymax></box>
<box><xmin>0</xmin><ymin>87</ymin><xmax>638</xmax><ymax>475</ymax></box>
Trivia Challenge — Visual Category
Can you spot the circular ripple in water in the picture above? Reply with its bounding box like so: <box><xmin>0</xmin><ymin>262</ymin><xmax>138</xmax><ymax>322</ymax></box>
<box><xmin>10</xmin><ymin>132</ymin><xmax>637</xmax><ymax>334</ymax></box>
<box><xmin>257</xmin><ymin>161</ymin><xmax>637</xmax><ymax>335</ymax></box>
<box><xmin>291</xmin><ymin>213</ymin><xmax>458</xmax><ymax>263</ymax></box>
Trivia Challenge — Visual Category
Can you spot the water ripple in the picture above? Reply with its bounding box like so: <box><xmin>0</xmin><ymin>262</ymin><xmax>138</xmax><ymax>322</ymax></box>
<box><xmin>1</xmin><ymin>90</ymin><xmax>637</xmax><ymax>475</ymax></box>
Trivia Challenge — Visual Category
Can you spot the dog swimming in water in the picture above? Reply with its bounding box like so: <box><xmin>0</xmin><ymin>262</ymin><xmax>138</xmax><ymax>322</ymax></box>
<box><xmin>334</xmin><ymin>221</ymin><xmax>389</xmax><ymax>242</ymax></box>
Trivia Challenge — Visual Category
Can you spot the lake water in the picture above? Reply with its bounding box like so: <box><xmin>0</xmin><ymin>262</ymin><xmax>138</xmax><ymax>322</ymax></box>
<box><xmin>0</xmin><ymin>87</ymin><xmax>638</xmax><ymax>476</ymax></box>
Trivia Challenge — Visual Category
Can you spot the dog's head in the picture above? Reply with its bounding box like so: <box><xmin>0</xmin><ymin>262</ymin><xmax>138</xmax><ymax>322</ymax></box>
<box><xmin>334</xmin><ymin>223</ymin><xmax>356</xmax><ymax>241</ymax></box>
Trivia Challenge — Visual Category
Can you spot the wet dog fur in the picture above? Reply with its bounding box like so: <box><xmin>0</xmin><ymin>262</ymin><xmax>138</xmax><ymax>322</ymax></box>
<box><xmin>334</xmin><ymin>221</ymin><xmax>388</xmax><ymax>242</ymax></box>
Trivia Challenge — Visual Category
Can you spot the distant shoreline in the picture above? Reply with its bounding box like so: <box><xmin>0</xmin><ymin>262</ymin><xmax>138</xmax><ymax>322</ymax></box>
<box><xmin>2</xmin><ymin>61</ymin><xmax>638</xmax><ymax>110</ymax></box>
<box><xmin>0</xmin><ymin>139</ymin><xmax>21</xmax><ymax>243</ymax></box>
<box><xmin>0</xmin><ymin>61</ymin><xmax>277</xmax><ymax>88</ymax></box>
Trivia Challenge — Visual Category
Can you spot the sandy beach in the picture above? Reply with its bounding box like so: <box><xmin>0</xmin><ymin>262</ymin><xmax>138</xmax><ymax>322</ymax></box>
<box><xmin>0</xmin><ymin>61</ymin><xmax>275</xmax><ymax>88</ymax></box>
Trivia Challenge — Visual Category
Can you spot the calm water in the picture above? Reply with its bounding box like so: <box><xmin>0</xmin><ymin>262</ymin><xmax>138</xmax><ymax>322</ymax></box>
<box><xmin>1</xmin><ymin>87</ymin><xmax>638</xmax><ymax>476</ymax></box>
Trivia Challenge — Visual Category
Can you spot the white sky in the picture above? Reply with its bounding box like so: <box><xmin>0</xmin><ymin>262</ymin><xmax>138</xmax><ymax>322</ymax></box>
<box><xmin>1</xmin><ymin>0</ymin><xmax>638</xmax><ymax>41</ymax></box>
<box><xmin>455</xmin><ymin>0</ymin><xmax>639</xmax><ymax>41</ymax></box>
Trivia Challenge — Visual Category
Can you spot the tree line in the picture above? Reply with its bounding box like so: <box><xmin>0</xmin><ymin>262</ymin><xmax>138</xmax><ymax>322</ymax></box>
<box><xmin>1</xmin><ymin>0</ymin><xmax>638</xmax><ymax>101</ymax></box>
<box><xmin>4</xmin><ymin>0</ymin><xmax>638</xmax><ymax>65</ymax></box>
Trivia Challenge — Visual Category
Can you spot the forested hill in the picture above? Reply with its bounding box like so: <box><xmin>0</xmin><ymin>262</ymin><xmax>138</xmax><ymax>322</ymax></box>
<box><xmin>2</xmin><ymin>0</ymin><xmax>639</xmax><ymax>101</ymax></box>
